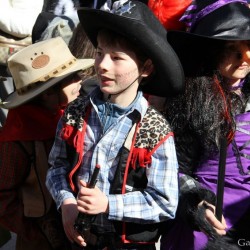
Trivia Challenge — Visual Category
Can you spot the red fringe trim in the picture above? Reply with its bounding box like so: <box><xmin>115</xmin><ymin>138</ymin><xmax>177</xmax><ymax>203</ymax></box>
<box><xmin>60</xmin><ymin>124</ymin><xmax>83</xmax><ymax>153</ymax></box>
<box><xmin>130</xmin><ymin>148</ymin><xmax>152</xmax><ymax>169</ymax></box>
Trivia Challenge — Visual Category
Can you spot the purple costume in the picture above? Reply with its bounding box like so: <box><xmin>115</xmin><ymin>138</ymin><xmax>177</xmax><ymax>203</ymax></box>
<box><xmin>161</xmin><ymin>112</ymin><xmax>250</xmax><ymax>250</ymax></box>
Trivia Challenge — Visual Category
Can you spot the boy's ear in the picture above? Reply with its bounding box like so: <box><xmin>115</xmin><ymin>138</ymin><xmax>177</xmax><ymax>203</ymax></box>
<box><xmin>141</xmin><ymin>59</ymin><xmax>154</xmax><ymax>77</ymax></box>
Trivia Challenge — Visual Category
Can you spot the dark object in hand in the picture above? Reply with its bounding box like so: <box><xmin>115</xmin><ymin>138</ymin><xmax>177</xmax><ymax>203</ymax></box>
<box><xmin>74</xmin><ymin>165</ymin><xmax>100</xmax><ymax>241</ymax></box>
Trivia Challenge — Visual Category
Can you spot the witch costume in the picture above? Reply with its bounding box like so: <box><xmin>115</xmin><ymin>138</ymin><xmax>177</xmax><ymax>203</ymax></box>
<box><xmin>45</xmin><ymin>1</ymin><xmax>185</xmax><ymax>249</ymax></box>
<box><xmin>161</xmin><ymin>0</ymin><xmax>250</xmax><ymax>249</ymax></box>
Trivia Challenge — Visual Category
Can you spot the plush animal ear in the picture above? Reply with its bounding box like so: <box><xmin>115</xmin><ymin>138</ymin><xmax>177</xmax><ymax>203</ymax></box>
<box><xmin>148</xmin><ymin>0</ymin><xmax>192</xmax><ymax>31</ymax></box>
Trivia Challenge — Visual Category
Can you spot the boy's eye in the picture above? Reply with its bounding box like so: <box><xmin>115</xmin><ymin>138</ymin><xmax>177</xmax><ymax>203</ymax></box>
<box><xmin>112</xmin><ymin>54</ymin><xmax>125</xmax><ymax>60</ymax></box>
<box><xmin>113</xmin><ymin>56</ymin><xmax>121</xmax><ymax>60</ymax></box>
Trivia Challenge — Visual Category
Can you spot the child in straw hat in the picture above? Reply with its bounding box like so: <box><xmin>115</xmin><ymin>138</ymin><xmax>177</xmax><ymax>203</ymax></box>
<box><xmin>0</xmin><ymin>36</ymin><xmax>94</xmax><ymax>250</ymax></box>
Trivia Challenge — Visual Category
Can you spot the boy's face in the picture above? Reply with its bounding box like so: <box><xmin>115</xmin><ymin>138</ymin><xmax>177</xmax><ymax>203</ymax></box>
<box><xmin>94</xmin><ymin>34</ymin><xmax>142</xmax><ymax>96</ymax></box>
<box><xmin>59</xmin><ymin>73</ymin><xmax>82</xmax><ymax>108</ymax></box>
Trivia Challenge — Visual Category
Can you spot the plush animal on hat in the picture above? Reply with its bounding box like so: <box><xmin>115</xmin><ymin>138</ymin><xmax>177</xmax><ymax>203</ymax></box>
<box><xmin>148</xmin><ymin>0</ymin><xmax>192</xmax><ymax>30</ymax></box>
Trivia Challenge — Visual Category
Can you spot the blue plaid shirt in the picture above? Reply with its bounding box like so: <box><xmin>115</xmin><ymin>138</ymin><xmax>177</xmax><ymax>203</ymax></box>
<box><xmin>46</xmin><ymin>89</ymin><xmax>179</xmax><ymax>229</ymax></box>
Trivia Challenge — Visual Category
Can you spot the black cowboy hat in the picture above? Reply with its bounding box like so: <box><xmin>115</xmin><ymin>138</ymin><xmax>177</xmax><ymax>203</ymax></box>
<box><xmin>77</xmin><ymin>0</ymin><xmax>184</xmax><ymax>97</ymax></box>
<box><xmin>167</xmin><ymin>0</ymin><xmax>250</xmax><ymax>76</ymax></box>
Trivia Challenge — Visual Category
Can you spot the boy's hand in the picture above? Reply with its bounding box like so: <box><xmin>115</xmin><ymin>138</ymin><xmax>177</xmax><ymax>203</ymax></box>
<box><xmin>77</xmin><ymin>180</ymin><xmax>109</xmax><ymax>214</ymax></box>
<box><xmin>61</xmin><ymin>198</ymin><xmax>87</xmax><ymax>247</ymax></box>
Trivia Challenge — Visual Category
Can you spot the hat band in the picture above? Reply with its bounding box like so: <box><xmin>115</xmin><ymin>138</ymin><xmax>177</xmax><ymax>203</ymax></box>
<box><xmin>181</xmin><ymin>0</ymin><xmax>247</xmax><ymax>31</ymax></box>
<box><xmin>17</xmin><ymin>58</ymin><xmax>77</xmax><ymax>95</ymax></box>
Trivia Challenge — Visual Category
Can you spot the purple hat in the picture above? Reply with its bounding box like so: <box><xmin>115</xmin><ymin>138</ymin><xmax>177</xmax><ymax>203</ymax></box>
<box><xmin>167</xmin><ymin>0</ymin><xmax>250</xmax><ymax>76</ymax></box>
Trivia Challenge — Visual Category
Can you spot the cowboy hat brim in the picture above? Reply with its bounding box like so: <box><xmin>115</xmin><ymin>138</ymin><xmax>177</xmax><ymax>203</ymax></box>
<box><xmin>77</xmin><ymin>5</ymin><xmax>184</xmax><ymax>97</ymax></box>
<box><xmin>1</xmin><ymin>58</ymin><xmax>94</xmax><ymax>109</ymax></box>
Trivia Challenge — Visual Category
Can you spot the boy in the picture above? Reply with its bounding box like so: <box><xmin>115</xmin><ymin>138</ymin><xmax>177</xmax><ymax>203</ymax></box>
<box><xmin>46</xmin><ymin>1</ymin><xmax>184</xmax><ymax>249</ymax></box>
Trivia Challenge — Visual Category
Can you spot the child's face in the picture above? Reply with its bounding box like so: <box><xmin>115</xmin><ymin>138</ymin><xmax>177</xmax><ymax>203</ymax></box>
<box><xmin>94</xmin><ymin>34</ymin><xmax>142</xmax><ymax>96</ymax></box>
<box><xmin>59</xmin><ymin>73</ymin><xmax>82</xmax><ymax>108</ymax></box>
<box><xmin>217</xmin><ymin>40</ymin><xmax>250</xmax><ymax>84</ymax></box>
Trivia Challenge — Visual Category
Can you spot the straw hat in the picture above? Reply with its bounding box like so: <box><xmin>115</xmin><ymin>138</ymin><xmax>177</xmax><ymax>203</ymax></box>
<box><xmin>1</xmin><ymin>36</ymin><xmax>94</xmax><ymax>109</ymax></box>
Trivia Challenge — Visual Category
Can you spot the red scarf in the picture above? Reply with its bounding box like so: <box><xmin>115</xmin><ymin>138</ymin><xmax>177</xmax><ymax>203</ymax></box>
<box><xmin>0</xmin><ymin>104</ymin><xmax>64</xmax><ymax>141</ymax></box>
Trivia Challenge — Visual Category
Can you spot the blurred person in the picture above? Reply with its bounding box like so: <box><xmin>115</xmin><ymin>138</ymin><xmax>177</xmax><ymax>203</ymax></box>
<box><xmin>31</xmin><ymin>11</ymin><xmax>75</xmax><ymax>45</ymax></box>
<box><xmin>43</xmin><ymin>0</ymin><xmax>79</xmax><ymax>25</ymax></box>
<box><xmin>0</xmin><ymin>0</ymin><xmax>44</xmax><ymax>38</ymax></box>
<box><xmin>0</xmin><ymin>0</ymin><xmax>44</xmax><ymax>126</ymax></box>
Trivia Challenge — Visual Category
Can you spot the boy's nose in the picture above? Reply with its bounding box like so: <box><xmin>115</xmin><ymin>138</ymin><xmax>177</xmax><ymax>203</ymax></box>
<box><xmin>97</xmin><ymin>55</ymin><xmax>111</xmax><ymax>71</ymax></box>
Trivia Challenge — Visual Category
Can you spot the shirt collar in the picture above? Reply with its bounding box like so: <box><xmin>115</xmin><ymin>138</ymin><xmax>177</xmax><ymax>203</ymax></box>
<box><xmin>89</xmin><ymin>87</ymin><xmax>148</xmax><ymax>120</ymax></box>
